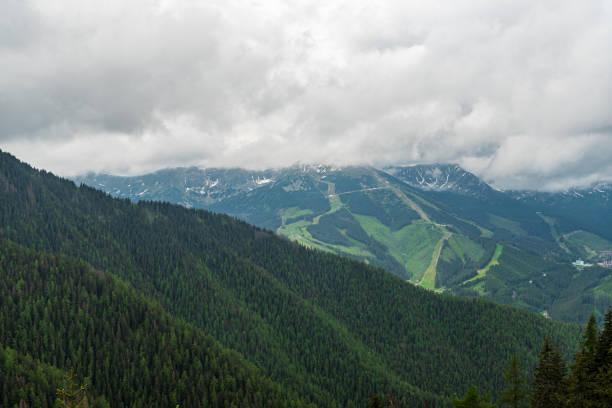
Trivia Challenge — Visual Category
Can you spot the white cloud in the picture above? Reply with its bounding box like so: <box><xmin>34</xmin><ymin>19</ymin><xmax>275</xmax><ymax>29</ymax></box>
<box><xmin>1</xmin><ymin>0</ymin><xmax>612</xmax><ymax>190</ymax></box>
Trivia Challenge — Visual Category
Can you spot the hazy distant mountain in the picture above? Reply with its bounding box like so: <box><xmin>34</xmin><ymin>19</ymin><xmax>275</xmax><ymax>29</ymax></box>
<box><xmin>75</xmin><ymin>163</ymin><xmax>612</xmax><ymax>323</ymax></box>
<box><xmin>513</xmin><ymin>181</ymin><xmax>612</xmax><ymax>201</ymax></box>
<box><xmin>511</xmin><ymin>182</ymin><xmax>612</xmax><ymax>242</ymax></box>
<box><xmin>74</xmin><ymin>167</ymin><xmax>280</xmax><ymax>208</ymax></box>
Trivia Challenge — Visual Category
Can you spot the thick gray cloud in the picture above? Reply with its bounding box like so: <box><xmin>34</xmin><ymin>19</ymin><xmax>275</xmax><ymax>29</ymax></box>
<box><xmin>1</xmin><ymin>0</ymin><xmax>611</xmax><ymax>190</ymax></box>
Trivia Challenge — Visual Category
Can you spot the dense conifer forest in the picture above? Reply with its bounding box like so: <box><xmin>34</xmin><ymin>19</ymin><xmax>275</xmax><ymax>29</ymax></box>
<box><xmin>0</xmin><ymin>150</ymin><xmax>584</xmax><ymax>406</ymax></box>
<box><xmin>447</xmin><ymin>311</ymin><xmax>612</xmax><ymax>408</ymax></box>
<box><xmin>0</xmin><ymin>240</ymin><xmax>306</xmax><ymax>407</ymax></box>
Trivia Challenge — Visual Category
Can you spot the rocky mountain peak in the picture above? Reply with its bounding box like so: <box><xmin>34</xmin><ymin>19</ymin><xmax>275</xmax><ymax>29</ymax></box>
<box><xmin>382</xmin><ymin>164</ymin><xmax>494</xmax><ymax>197</ymax></box>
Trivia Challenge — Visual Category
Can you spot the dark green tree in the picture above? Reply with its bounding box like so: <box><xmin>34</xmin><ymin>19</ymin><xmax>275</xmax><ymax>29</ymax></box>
<box><xmin>451</xmin><ymin>385</ymin><xmax>496</xmax><ymax>408</ymax></box>
<box><xmin>498</xmin><ymin>355</ymin><xmax>527</xmax><ymax>408</ymax></box>
<box><xmin>593</xmin><ymin>353</ymin><xmax>612</xmax><ymax>407</ymax></box>
<box><xmin>530</xmin><ymin>338</ymin><xmax>567</xmax><ymax>408</ymax></box>
<box><xmin>595</xmin><ymin>309</ymin><xmax>612</xmax><ymax>367</ymax></box>
<box><xmin>567</xmin><ymin>315</ymin><xmax>598</xmax><ymax>407</ymax></box>
<box><xmin>594</xmin><ymin>309</ymin><xmax>612</xmax><ymax>407</ymax></box>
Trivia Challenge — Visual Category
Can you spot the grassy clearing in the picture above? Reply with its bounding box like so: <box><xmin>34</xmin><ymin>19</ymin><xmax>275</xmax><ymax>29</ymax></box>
<box><xmin>353</xmin><ymin>214</ymin><xmax>443</xmax><ymax>281</ymax></box>
<box><xmin>440</xmin><ymin>245</ymin><xmax>459</xmax><ymax>263</ymax></box>
<box><xmin>447</xmin><ymin>235</ymin><xmax>485</xmax><ymax>264</ymax></box>
<box><xmin>471</xmin><ymin>279</ymin><xmax>487</xmax><ymax>296</ymax></box>
<box><xmin>464</xmin><ymin>244</ymin><xmax>503</xmax><ymax>284</ymax></box>
<box><xmin>278</xmin><ymin>180</ymin><xmax>342</xmax><ymax>238</ymax></box>
<box><xmin>488</xmin><ymin>214</ymin><xmax>526</xmax><ymax>236</ymax></box>
<box><xmin>281</xmin><ymin>223</ymin><xmax>370</xmax><ymax>257</ymax></box>
<box><xmin>595</xmin><ymin>275</ymin><xmax>612</xmax><ymax>297</ymax></box>
<box><xmin>313</xmin><ymin>192</ymin><xmax>343</xmax><ymax>224</ymax></box>
<box><xmin>278</xmin><ymin>178</ymin><xmax>489</xmax><ymax>287</ymax></box>
<box><xmin>278</xmin><ymin>220</ymin><xmax>330</xmax><ymax>251</ymax></box>
<box><xmin>282</xmin><ymin>207</ymin><xmax>314</xmax><ymax>221</ymax></box>
<box><xmin>564</xmin><ymin>230</ymin><xmax>612</xmax><ymax>253</ymax></box>
<box><xmin>277</xmin><ymin>219</ymin><xmax>310</xmax><ymax>238</ymax></box>
<box><xmin>305</xmin><ymin>237</ymin><xmax>372</xmax><ymax>258</ymax></box>
<box><xmin>389</xmin><ymin>188</ymin><xmax>430</xmax><ymax>222</ymax></box>
<box><xmin>539</xmin><ymin>214</ymin><xmax>560</xmax><ymax>240</ymax></box>
<box><xmin>539</xmin><ymin>214</ymin><xmax>571</xmax><ymax>254</ymax></box>
<box><xmin>330</xmin><ymin>241</ymin><xmax>373</xmax><ymax>258</ymax></box>
<box><xmin>420</xmin><ymin>233</ymin><xmax>450</xmax><ymax>289</ymax></box>
<box><xmin>278</xmin><ymin>182</ymin><xmax>373</xmax><ymax>257</ymax></box>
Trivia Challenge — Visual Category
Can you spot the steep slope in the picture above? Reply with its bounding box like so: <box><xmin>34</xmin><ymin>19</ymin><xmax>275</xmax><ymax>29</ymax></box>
<box><xmin>386</xmin><ymin>165</ymin><xmax>555</xmax><ymax>243</ymax></box>
<box><xmin>387</xmin><ymin>167</ymin><xmax>612</xmax><ymax>321</ymax></box>
<box><xmin>76</xmin><ymin>164</ymin><xmax>552</xmax><ymax>278</ymax></box>
<box><xmin>0</xmin><ymin>150</ymin><xmax>581</xmax><ymax>406</ymax></box>
<box><xmin>74</xmin><ymin>163</ymin><xmax>612</xmax><ymax>322</ymax></box>
<box><xmin>0</xmin><ymin>239</ymin><xmax>303</xmax><ymax>408</ymax></box>
<box><xmin>212</xmin><ymin>165</ymin><xmax>509</xmax><ymax>297</ymax></box>
<box><xmin>1</xmin><ymin>344</ymin><xmax>78</xmax><ymax>408</ymax></box>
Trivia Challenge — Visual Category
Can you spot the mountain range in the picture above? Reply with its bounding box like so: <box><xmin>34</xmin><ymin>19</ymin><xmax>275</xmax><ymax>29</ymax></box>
<box><xmin>0</xmin><ymin>150</ymin><xmax>583</xmax><ymax>407</ymax></box>
<box><xmin>76</xmin><ymin>164</ymin><xmax>612</xmax><ymax>323</ymax></box>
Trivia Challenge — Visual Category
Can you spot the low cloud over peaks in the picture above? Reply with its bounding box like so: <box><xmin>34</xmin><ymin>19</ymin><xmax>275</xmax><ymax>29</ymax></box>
<box><xmin>1</xmin><ymin>0</ymin><xmax>612</xmax><ymax>190</ymax></box>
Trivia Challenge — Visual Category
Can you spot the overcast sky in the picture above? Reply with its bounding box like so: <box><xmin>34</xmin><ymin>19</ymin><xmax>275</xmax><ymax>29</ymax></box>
<box><xmin>1</xmin><ymin>0</ymin><xmax>612</xmax><ymax>190</ymax></box>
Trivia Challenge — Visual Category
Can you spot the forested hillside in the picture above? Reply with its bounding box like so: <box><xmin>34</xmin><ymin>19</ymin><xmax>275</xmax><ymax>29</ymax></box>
<box><xmin>0</xmin><ymin>150</ymin><xmax>581</xmax><ymax>406</ymax></box>
<box><xmin>78</xmin><ymin>164</ymin><xmax>612</xmax><ymax>323</ymax></box>
<box><xmin>450</xmin><ymin>311</ymin><xmax>612</xmax><ymax>408</ymax></box>
<box><xmin>0</xmin><ymin>240</ymin><xmax>303</xmax><ymax>407</ymax></box>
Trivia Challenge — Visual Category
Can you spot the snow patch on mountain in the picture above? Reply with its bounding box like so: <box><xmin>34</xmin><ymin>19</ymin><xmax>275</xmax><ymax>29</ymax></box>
<box><xmin>383</xmin><ymin>164</ymin><xmax>495</xmax><ymax>197</ymax></box>
<box><xmin>511</xmin><ymin>181</ymin><xmax>611</xmax><ymax>203</ymax></box>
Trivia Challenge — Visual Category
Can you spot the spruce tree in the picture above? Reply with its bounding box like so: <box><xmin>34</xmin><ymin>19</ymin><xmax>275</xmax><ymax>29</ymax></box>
<box><xmin>567</xmin><ymin>315</ymin><xmax>598</xmax><ymax>407</ymax></box>
<box><xmin>499</xmin><ymin>355</ymin><xmax>527</xmax><ymax>408</ymax></box>
<box><xmin>530</xmin><ymin>338</ymin><xmax>567</xmax><ymax>408</ymax></box>
<box><xmin>593</xmin><ymin>353</ymin><xmax>612</xmax><ymax>408</ymax></box>
<box><xmin>594</xmin><ymin>309</ymin><xmax>612</xmax><ymax>407</ymax></box>
<box><xmin>595</xmin><ymin>309</ymin><xmax>612</xmax><ymax>367</ymax></box>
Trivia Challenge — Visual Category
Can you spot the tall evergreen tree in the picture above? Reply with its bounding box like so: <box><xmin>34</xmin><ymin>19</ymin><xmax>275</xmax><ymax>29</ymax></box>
<box><xmin>593</xmin><ymin>355</ymin><xmax>612</xmax><ymax>408</ymax></box>
<box><xmin>567</xmin><ymin>315</ymin><xmax>598</xmax><ymax>407</ymax></box>
<box><xmin>499</xmin><ymin>355</ymin><xmax>527</xmax><ymax>408</ymax></box>
<box><xmin>596</xmin><ymin>309</ymin><xmax>612</xmax><ymax>367</ymax></box>
<box><xmin>594</xmin><ymin>309</ymin><xmax>612</xmax><ymax>408</ymax></box>
<box><xmin>530</xmin><ymin>338</ymin><xmax>567</xmax><ymax>408</ymax></box>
